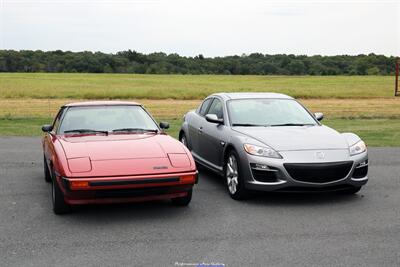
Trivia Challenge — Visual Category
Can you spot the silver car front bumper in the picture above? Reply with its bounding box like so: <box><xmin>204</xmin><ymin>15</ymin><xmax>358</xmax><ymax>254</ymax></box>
<box><xmin>241</xmin><ymin>149</ymin><xmax>368</xmax><ymax>192</ymax></box>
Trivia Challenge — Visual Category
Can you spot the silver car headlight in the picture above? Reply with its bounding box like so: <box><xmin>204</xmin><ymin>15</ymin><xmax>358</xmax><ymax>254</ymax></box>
<box><xmin>243</xmin><ymin>144</ymin><xmax>282</xmax><ymax>159</ymax></box>
<box><xmin>349</xmin><ymin>140</ymin><xmax>367</xmax><ymax>156</ymax></box>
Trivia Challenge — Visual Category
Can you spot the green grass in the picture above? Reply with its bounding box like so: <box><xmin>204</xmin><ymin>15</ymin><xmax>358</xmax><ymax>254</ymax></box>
<box><xmin>0</xmin><ymin>118</ymin><xmax>51</xmax><ymax>136</ymax></box>
<box><xmin>0</xmin><ymin>73</ymin><xmax>394</xmax><ymax>99</ymax></box>
<box><xmin>324</xmin><ymin>119</ymin><xmax>400</xmax><ymax>146</ymax></box>
<box><xmin>1</xmin><ymin>117</ymin><xmax>398</xmax><ymax>146</ymax></box>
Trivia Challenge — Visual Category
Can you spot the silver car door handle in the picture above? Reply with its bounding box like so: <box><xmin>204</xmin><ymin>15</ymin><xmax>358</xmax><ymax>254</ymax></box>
<box><xmin>198</xmin><ymin>126</ymin><xmax>203</xmax><ymax>134</ymax></box>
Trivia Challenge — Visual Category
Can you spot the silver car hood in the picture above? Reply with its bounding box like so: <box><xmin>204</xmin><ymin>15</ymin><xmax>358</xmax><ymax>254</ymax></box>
<box><xmin>233</xmin><ymin>125</ymin><xmax>348</xmax><ymax>151</ymax></box>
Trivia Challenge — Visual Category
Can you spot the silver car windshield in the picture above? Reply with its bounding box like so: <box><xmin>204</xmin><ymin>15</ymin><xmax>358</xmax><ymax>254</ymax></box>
<box><xmin>227</xmin><ymin>99</ymin><xmax>318</xmax><ymax>126</ymax></box>
<box><xmin>58</xmin><ymin>105</ymin><xmax>159</xmax><ymax>134</ymax></box>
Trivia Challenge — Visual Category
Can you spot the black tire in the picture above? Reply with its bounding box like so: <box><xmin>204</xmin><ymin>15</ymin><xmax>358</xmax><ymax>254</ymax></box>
<box><xmin>171</xmin><ymin>188</ymin><xmax>192</xmax><ymax>206</ymax></box>
<box><xmin>44</xmin><ymin>155</ymin><xmax>52</xmax><ymax>183</ymax></box>
<box><xmin>51</xmin><ymin>169</ymin><xmax>71</xmax><ymax>214</ymax></box>
<box><xmin>224</xmin><ymin>150</ymin><xmax>249</xmax><ymax>200</ymax></box>
<box><xmin>340</xmin><ymin>186</ymin><xmax>362</xmax><ymax>195</ymax></box>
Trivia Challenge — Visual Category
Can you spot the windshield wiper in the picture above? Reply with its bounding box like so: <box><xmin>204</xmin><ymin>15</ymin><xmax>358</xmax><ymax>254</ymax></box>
<box><xmin>232</xmin><ymin>123</ymin><xmax>267</xmax><ymax>127</ymax></box>
<box><xmin>270</xmin><ymin>123</ymin><xmax>315</xmax><ymax>127</ymax></box>
<box><xmin>64</xmin><ymin>129</ymin><xmax>109</xmax><ymax>135</ymax></box>
<box><xmin>112</xmin><ymin>128</ymin><xmax>158</xmax><ymax>133</ymax></box>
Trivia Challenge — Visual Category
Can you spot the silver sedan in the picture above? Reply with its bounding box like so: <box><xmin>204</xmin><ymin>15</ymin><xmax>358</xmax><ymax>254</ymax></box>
<box><xmin>179</xmin><ymin>93</ymin><xmax>368</xmax><ymax>199</ymax></box>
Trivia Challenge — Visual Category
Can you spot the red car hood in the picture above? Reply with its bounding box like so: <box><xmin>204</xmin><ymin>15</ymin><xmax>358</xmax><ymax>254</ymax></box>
<box><xmin>58</xmin><ymin>134</ymin><xmax>194</xmax><ymax>177</ymax></box>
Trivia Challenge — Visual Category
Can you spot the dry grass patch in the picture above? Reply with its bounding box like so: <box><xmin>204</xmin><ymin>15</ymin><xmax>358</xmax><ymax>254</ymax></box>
<box><xmin>0</xmin><ymin>98</ymin><xmax>200</xmax><ymax>119</ymax></box>
<box><xmin>302</xmin><ymin>98</ymin><xmax>400</xmax><ymax>119</ymax></box>
<box><xmin>1</xmin><ymin>98</ymin><xmax>399</xmax><ymax>120</ymax></box>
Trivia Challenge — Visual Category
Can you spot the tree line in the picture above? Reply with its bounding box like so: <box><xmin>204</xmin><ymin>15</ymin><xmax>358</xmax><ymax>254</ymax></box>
<box><xmin>0</xmin><ymin>50</ymin><xmax>396</xmax><ymax>75</ymax></box>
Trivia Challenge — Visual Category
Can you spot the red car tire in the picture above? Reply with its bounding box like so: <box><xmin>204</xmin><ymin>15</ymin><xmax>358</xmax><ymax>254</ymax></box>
<box><xmin>43</xmin><ymin>155</ymin><xmax>52</xmax><ymax>183</ymax></box>
<box><xmin>51</xmin><ymin>169</ymin><xmax>71</xmax><ymax>215</ymax></box>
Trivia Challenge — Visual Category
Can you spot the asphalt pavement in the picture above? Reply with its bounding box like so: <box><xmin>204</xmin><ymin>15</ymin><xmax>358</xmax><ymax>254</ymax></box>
<box><xmin>0</xmin><ymin>137</ymin><xmax>399</xmax><ymax>266</ymax></box>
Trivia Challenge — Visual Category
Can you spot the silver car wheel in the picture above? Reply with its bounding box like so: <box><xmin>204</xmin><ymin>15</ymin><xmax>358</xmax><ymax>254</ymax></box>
<box><xmin>226</xmin><ymin>155</ymin><xmax>239</xmax><ymax>194</ymax></box>
<box><xmin>180</xmin><ymin>135</ymin><xmax>187</xmax><ymax>147</ymax></box>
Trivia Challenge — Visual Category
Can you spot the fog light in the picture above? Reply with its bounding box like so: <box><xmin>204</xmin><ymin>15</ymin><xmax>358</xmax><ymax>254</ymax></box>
<box><xmin>70</xmin><ymin>181</ymin><xmax>89</xmax><ymax>189</ymax></box>
<box><xmin>250</xmin><ymin>163</ymin><xmax>279</xmax><ymax>183</ymax></box>
<box><xmin>251</xmin><ymin>163</ymin><xmax>270</xmax><ymax>170</ymax></box>
<box><xmin>353</xmin><ymin>160</ymin><xmax>368</xmax><ymax>178</ymax></box>
<box><xmin>357</xmin><ymin>160</ymin><xmax>368</xmax><ymax>168</ymax></box>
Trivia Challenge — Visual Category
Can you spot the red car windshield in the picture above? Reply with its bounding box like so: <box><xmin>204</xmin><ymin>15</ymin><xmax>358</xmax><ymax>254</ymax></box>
<box><xmin>58</xmin><ymin>105</ymin><xmax>159</xmax><ymax>134</ymax></box>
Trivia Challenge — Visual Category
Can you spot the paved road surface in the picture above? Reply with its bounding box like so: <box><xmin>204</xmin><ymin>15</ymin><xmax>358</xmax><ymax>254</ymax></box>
<box><xmin>0</xmin><ymin>137</ymin><xmax>399</xmax><ymax>266</ymax></box>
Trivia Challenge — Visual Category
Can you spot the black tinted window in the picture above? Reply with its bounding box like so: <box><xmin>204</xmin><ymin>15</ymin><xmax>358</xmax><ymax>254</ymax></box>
<box><xmin>198</xmin><ymin>98</ymin><xmax>213</xmax><ymax>116</ymax></box>
<box><xmin>207</xmin><ymin>99</ymin><xmax>224</xmax><ymax>119</ymax></box>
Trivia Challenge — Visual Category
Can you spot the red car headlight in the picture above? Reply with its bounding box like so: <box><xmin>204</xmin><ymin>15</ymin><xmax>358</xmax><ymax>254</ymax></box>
<box><xmin>168</xmin><ymin>153</ymin><xmax>191</xmax><ymax>168</ymax></box>
<box><xmin>67</xmin><ymin>157</ymin><xmax>92</xmax><ymax>173</ymax></box>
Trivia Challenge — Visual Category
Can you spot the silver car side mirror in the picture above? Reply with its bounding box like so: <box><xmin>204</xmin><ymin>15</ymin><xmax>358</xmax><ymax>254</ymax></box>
<box><xmin>314</xmin><ymin>112</ymin><xmax>324</xmax><ymax>121</ymax></box>
<box><xmin>205</xmin><ymin>114</ymin><xmax>223</xmax><ymax>124</ymax></box>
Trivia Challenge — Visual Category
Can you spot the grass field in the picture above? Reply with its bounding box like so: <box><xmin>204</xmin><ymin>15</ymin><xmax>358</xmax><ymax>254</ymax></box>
<box><xmin>0</xmin><ymin>73</ymin><xmax>399</xmax><ymax>146</ymax></box>
<box><xmin>0</xmin><ymin>73</ymin><xmax>394</xmax><ymax>99</ymax></box>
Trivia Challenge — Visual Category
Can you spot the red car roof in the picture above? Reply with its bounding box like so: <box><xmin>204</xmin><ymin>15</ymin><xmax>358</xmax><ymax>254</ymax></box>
<box><xmin>63</xmin><ymin>101</ymin><xmax>141</xmax><ymax>107</ymax></box>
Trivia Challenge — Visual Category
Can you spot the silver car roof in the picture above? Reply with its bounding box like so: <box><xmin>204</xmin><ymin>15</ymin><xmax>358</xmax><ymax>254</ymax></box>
<box><xmin>210</xmin><ymin>92</ymin><xmax>293</xmax><ymax>100</ymax></box>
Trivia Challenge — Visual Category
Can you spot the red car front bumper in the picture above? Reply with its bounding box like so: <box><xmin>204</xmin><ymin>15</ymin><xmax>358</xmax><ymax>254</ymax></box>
<box><xmin>56</xmin><ymin>171</ymin><xmax>198</xmax><ymax>205</ymax></box>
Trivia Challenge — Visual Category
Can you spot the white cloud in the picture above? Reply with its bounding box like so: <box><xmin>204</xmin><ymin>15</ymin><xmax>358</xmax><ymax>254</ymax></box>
<box><xmin>1</xmin><ymin>0</ymin><xmax>399</xmax><ymax>56</ymax></box>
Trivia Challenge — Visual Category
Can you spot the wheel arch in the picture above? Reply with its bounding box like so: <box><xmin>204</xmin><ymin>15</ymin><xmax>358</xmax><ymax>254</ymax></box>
<box><xmin>179</xmin><ymin>129</ymin><xmax>186</xmax><ymax>140</ymax></box>
<box><xmin>223</xmin><ymin>144</ymin><xmax>237</xmax><ymax>164</ymax></box>
<box><xmin>179</xmin><ymin>128</ymin><xmax>194</xmax><ymax>151</ymax></box>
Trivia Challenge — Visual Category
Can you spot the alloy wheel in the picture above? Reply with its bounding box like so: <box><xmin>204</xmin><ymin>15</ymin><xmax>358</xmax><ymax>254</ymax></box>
<box><xmin>226</xmin><ymin>155</ymin><xmax>239</xmax><ymax>194</ymax></box>
<box><xmin>180</xmin><ymin>135</ymin><xmax>187</xmax><ymax>147</ymax></box>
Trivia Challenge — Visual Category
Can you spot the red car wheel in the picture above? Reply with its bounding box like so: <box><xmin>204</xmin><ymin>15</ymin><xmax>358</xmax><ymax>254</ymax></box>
<box><xmin>51</xmin><ymin>169</ymin><xmax>71</xmax><ymax>215</ymax></box>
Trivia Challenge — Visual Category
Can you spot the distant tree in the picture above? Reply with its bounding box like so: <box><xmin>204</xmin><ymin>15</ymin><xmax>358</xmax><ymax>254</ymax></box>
<box><xmin>0</xmin><ymin>49</ymin><xmax>395</xmax><ymax>75</ymax></box>
<box><xmin>288</xmin><ymin>60</ymin><xmax>306</xmax><ymax>75</ymax></box>
<box><xmin>366</xmin><ymin>67</ymin><xmax>380</xmax><ymax>75</ymax></box>
<box><xmin>195</xmin><ymin>54</ymin><xmax>204</xmax><ymax>60</ymax></box>
<box><xmin>103</xmin><ymin>64</ymin><xmax>114</xmax><ymax>73</ymax></box>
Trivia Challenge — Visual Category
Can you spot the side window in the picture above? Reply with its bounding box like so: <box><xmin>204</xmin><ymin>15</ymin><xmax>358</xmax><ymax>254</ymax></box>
<box><xmin>53</xmin><ymin>108</ymin><xmax>65</xmax><ymax>133</ymax></box>
<box><xmin>207</xmin><ymin>99</ymin><xmax>224</xmax><ymax>119</ymax></box>
<box><xmin>198</xmin><ymin>98</ymin><xmax>213</xmax><ymax>116</ymax></box>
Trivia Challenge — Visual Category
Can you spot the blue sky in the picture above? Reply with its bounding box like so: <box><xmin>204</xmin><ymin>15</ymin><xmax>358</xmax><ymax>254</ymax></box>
<box><xmin>1</xmin><ymin>0</ymin><xmax>399</xmax><ymax>56</ymax></box>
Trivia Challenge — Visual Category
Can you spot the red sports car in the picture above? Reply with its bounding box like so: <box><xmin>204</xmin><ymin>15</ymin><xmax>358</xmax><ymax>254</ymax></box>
<box><xmin>42</xmin><ymin>101</ymin><xmax>197</xmax><ymax>214</ymax></box>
